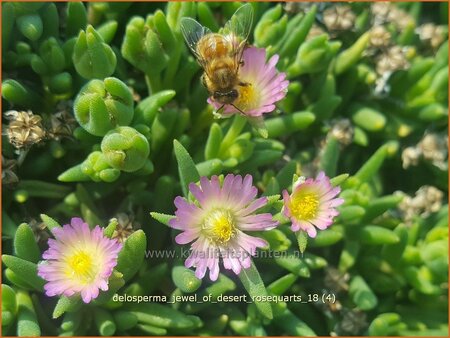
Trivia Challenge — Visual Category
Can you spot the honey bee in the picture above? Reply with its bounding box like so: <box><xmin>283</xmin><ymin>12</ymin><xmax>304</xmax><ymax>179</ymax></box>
<box><xmin>180</xmin><ymin>4</ymin><xmax>253</xmax><ymax>113</ymax></box>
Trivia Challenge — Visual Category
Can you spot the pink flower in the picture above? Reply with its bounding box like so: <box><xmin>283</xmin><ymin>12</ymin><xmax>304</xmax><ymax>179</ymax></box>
<box><xmin>169</xmin><ymin>174</ymin><xmax>278</xmax><ymax>281</ymax></box>
<box><xmin>37</xmin><ymin>218</ymin><xmax>122</xmax><ymax>303</ymax></box>
<box><xmin>209</xmin><ymin>47</ymin><xmax>289</xmax><ymax>117</ymax></box>
<box><xmin>282</xmin><ymin>172</ymin><xmax>344</xmax><ymax>238</ymax></box>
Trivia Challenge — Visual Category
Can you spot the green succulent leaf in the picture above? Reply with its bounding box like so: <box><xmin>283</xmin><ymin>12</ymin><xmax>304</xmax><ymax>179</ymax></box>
<box><xmin>116</xmin><ymin>230</ymin><xmax>147</xmax><ymax>282</ymax></box>
<box><xmin>238</xmin><ymin>261</ymin><xmax>273</xmax><ymax>320</ymax></box>
<box><xmin>173</xmin><ymin>139</ymin><xmax>200</xmax><ymax>197</ymax></box>
<box><xmin>2</xmin><ymin>255</ymin><xmax>45</xmax><ymax>292</ymax></box>
<box><xmin>14</xmin><ymin>223</ymin><xmax>41</xmax><ymax>263</ymax></box>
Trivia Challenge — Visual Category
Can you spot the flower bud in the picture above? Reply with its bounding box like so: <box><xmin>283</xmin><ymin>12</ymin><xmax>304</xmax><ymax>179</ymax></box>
<box><xmin>74</xmin><ymin>77</ymin><xmax>134</xmax><ymax>136</ymax></box>
<box><xmin>101</xmin><ymin>127</ymin><xmax>150</xmax><ymax>172</ymax></box>
<box><xmin>73</xmin><ymin>25</ymin><xmax>116</xmax><ymax>79</ymax></box>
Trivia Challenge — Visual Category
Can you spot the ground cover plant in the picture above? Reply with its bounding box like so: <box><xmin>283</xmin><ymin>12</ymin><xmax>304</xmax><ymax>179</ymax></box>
<box><xmin>1</xmin><ymin>1</ymin><xmax>448</xmax><ymax>336</ymax></box>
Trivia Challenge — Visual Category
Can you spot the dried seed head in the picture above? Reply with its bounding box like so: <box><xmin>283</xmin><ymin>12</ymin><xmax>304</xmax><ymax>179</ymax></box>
<box><xmin>28</xmin><ymin>218</ymin><xmax>51</xmax><ymax>245</ymax></box>
<box><xmin>416</xmin><ymin>186</ymin><xmax>444</xmax><ymax>215</ymax></box>
<box><xmin>329</xmin><ymin>118</ymin><xmax>354</xmax><ymax>146</ymax></box>
<box><xmin>417</xmin><ymin>23</ymin><xmax>447</xmax><ymax>49</ymax></box>
<box><xmin>324</xmin><ymin>267</ymin><xmax>350</xmax><ymax>293</ymax></box>
<box><xmin>323</xmin><ymin>5</ymin><xmax>355</xmax><ymax>31</ymax></box>
<box><xmin>284</xmin><ymin>2</ymin><xmax>320</xmax><ymax>15</ymax></box>
<box><xmin>418</xmin><ymin>133</ymin><xmax>448</xmax><ymax>170</ymax></box>
<box><xmin>4</xmin><ymin>110</ymin><xmax>46</xmax><ymax>149</ymax></box>
<box><xmin>337</xmin><ymin>308</ymin><xmax>368</xmax><ymax>335</ymax></box>
<box><xmin>376</xmin><ymin>46</ymin><xmax>409</xmax><ymax>75</ymax></box>
<box><xmin>372</xmin><ymin>3</ymin><xmax>414</xmax><ymax>31</ymax></box>
<box><xmin>398</xmin><ymin>186</ymin><xmax>444</xmax><ymax>223</ymax></box>
<box><xmin>371</xmin><ymin>2</ymin><xmax>391</xmax><ymax>21</ymax></box>
<box><xmin>49</xmin><ymin>101</ymin><xmax>77</xmax><ymax>140</ymax></box>
<box><xmin>110</xmin><ymin>213</ymin><xmax>141</xmax><ymax>243</ymax></box>
<box><xmin>369</xmin><ymin>25</ymin><xmax>391</xmax><ymax>48</ymax></box>
<box><xmin>401</xmin><ymin>146</ymin><xmax>421</xmax><ymax>169</ymax></box>
<box><xmin>388</xmin><ymin>7</ymin><xmax>414</xmax><ymax>31</ymax></box>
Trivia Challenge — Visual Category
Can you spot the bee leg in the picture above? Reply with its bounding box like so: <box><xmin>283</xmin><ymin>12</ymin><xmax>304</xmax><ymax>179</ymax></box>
<box><xmin>238</xmin><ymin>82</ymin><xmax>250</xmax><ymax>87</ymax></box>
<box><xmin>231</xmin><ymin>104</ymin><xmax>245</xmax><ymax>115</ymax></box>
<box><xmin>201</xmin><ymin>74</ymin><xmax>208</xmax><ymax>88</ymax></box>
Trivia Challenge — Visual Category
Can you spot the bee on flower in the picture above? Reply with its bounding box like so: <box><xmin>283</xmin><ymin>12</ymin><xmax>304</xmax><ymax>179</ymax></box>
<box><xmin>181</xmin><ymin>4</ymin><xmax>288</xmax><ymax>121</ymax></box>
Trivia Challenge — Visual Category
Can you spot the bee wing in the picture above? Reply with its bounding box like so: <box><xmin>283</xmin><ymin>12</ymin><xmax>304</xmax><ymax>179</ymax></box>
<box><xmin>223</xmin><ymin>4</ymin><xmax>253</xmax><ymax>73</ymax></box>
<box><xmin>223</xmin><ymin>3</ymin><xmax>253</xmax><ymax>43</ymax></box>
<box><xmin>180</xmin><ymin>17</ymin><xmax>212</xmax><ymax>60</ymax></box>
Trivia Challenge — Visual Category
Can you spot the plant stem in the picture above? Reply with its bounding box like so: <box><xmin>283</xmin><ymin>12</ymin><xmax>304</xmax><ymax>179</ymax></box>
<box><xmin>145</xmin><ymin>73</ymin><xmax>162</xmax><ymax>95</ymax></box>
<box><xmin>219</xmin><ymin>114</ymin><xmax>247</xmax><ymax>156</ymax></box>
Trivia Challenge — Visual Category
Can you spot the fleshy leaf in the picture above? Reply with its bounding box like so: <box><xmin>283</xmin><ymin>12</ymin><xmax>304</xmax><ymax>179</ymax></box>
<box><xmin>238</xmin><ymin>261</ymin><xmax>273</xmax><ymax>319</ymax></box>
<box><xmin>173</xmin><ymin>139</ymin><xmax>200</xmax><ymax>197</ymax></box>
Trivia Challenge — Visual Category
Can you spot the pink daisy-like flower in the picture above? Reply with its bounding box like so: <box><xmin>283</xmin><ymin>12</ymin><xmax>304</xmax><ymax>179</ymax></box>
<box><xmin>282</xmin><ymin>172</ymin><xmax>344</xmax><ymax>238</ymax></box>
<box><xmin>209</xmin><ymin>47</ymin><xmax>289</xmax><ymax>117</ymax></box>
<box><xmin>37</xmin><ymin>218</ymin><xmax>122</xmax><ymax>303</ymax></box>
<box><xmin>169</xmin><ymin>174</ymin><xmax>278</xmax><ymax>281</ymax></box>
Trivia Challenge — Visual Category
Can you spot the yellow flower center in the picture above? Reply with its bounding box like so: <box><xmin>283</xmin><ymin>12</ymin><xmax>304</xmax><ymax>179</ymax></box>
<box><xmin>290</xmin><ymin>192</ymin><xmax>319</xmax><ymax>221</ymax></box>
<box><xmin>66</xmin><ymin>251</ymin><xmax>96</xmax><ymax>284</ymax></box>
<box><xmin>202</xmin><ymin>209</ymin><xmax>237</xmax><ymax>244</ymax></box>
<box><xmin>235</xmin><ymin>83</ymin><xmax>259</xmax><ymax>112</ymax></box>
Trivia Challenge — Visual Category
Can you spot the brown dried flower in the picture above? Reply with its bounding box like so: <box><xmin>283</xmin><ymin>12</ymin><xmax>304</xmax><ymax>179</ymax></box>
<box><xmin>336</xmin><ymin>308</ymin><xmax>368</xmax><ymax>335</ymax></box>
<box><xmin>401</xmin><ymin>146</ymin><xmax>421</xmax><ymax>169</ymax></box>
<box><xmin>47</xmin><ymin>101</ymin><xmax>77</xmax><ymax>140</ymax></box>
<box><xmin>398</xmin><ymin>185</ymin><xmax>444</xmax><ymax>224</ymax></box>
<box><xmin>324</xmin><ymin>267</ymin><xmax>350</xmax><ymax>293</ymax></box>
<box><xmin>323</xmin><ymin>5</ymin><xmax>355</xmax><ymax>31</ymax></box>
<box><xmin>110</xmin><ymin>213</ymin><xmax>141</xmax><ymax>243</ymax></box>
<box><xmin>4</xmin><ymin>110</ymin><xmax>46</xmax><ymax>149</ymax></box>
<box><xmin>371</xmin><ymin>2</ymin><xmax>391</xmax><ymax>21</ymax></box>
<box><xmin>388</xmin><ymin>7</ymin><xmax>414</xmax><ymax>31</ymax></box>
<box><xmin>372</xmin><ymin>3</ymin><xmax>414</xmax><ymax>31</ymax></box>
<box><xmin>417</xmin><ymin>23</ymin><xmax>447</xmax><ymax>50</ymax></box>
<box><xmin>329</xmin><ymin>119</ymin><xmax>354</xmax><ymax>146</ymax></box>
<box><xmin>369</xmin><ymin>25</ymin><xmax>391</xmax><ymax>48</ymax></box>
<box><xmin>418</xmin><ymin>133</ymin><xmax>448</xmax><ymax>170</ymax></box>
<box><xmin>376</xmin><ymin>46</ymin><xmax>409</xmax><ymax>75</ymax></box>
<box><xmin>28</xmin><ymin>219</ymin><xmax>51</xmax><ymax>245</ymax></box>
<box><xmin>402</xmin><ymin>133</ymin><xmax>448</xmax><ymax>170</ymax></box>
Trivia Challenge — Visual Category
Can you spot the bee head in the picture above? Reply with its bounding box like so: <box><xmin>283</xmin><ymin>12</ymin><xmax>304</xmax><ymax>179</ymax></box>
<box><xmin>213</xmin><ymin>89</ymin><xmax>238</xmax><ymax>104</ymax></box>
